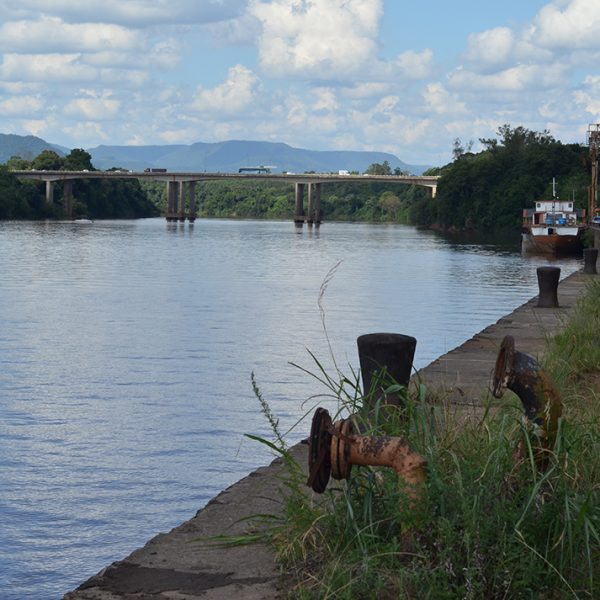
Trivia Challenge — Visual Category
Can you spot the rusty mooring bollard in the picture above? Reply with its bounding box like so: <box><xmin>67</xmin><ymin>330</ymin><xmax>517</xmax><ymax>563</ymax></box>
<box><xmin>357</xmin><ymin>333</ymin><xmax>417</xmax><ymax>408</ymax></box>
<box><xmin>306</xmin><ymin>407</ymin><xmax>426</xmax><ymax>497</ymax></box>
<box><xmin>583</xmin><ymin>247</ymin><xmax>598</xmax><ymax>274</ymax></box>
<box><xmin>492</xmin><ymin>335</ymin><xmax>562</xmax><ymax>469</ymax></box>
<box><xmin>536</xmin><ymin>266</ymin><xmax>560</xmax><ymax>308</ymax></box>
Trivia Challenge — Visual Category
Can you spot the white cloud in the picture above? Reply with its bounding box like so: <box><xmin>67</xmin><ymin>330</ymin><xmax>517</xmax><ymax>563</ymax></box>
<box><xmin>0</xmin><ymin>95</ymin><xmax>44</xmax><ymax>116</ymax></box>
<box><xmin>354</xmin><ymin>106</ymin><xmax>432</xmax><ymax>149</ymax></box>
<box><xmin>2</xmin><ymin>0</ymin><xmax>247</xmax><ymax>27</ymax></box>
<box><xmin>423</xmin><ymin>83</ymin><xmax>467</xmax><ymax>116</ymax></box>
<box><xmin>4</xmin><ymin>0</ymin><xmax>600</xmax><ymax>166</ymax></box>
<box><xmin>21</xmin><ymin>119</ymin><xmax>51</xmax><ymax>137</ymax></box>
<box><xmin>530</xmin><ymin>0</ymin><xmax>600</xmax><ymax>49</ymax></box>
<box><xmin>390</xmin><ymin>49</ymin><xmax>433</xmax><ymax>79</ymax></box>
<box><xmin>191</xmin><ymin>65</ymin><xmax>261</xmax><ymax>115</ymax></box>
<box><xmin>312</xmin><ymin>88</ymin><xmax>338</xmax><ymax>112</ymax></box>
<box><xmin>82</xmin><ymin>39</ymin><xmax>180</xmax><ymax>69</ymax></box>
<box><xmin>573</xmin><ymin>76</ymin><xmax>600</xmax><ymax>119</ymax></box>
<box><xmin>63</xmin><ymin>97</ymin><xmax>121</xmax><ymax>120</ymax></box>
<box><xmin>0</xmin><ymin>17</ymin><xmax>143</xmax><ymax>53</ymax></box>
<box><xmin>341</xmin><ymin>82</ymin><xmax>390</xmax><ymax>99</ymax></box>
<box><xmin>0</xmin><ymin>53</ymin><xmax>92</xmax><ymax>82</ymax></box>
<box><xmin>464</xmin><ymin>27</ymin><xmax>514</xmax><ymax>67</ymax></box>
<box><xmin>449</xmin><ymin>63</ymin><xmax>568</xmax><ymax>93</ymax></box>
<box><xmin>0</xmin><ymin>81</ymin><xmax>42</xmax><ymax>93</ymax></box>
<box><xmin>62</xmin><ymin>121</ymin><xmax>110</xmax><ymax>144</ymax></box>
<box><xmin>203</xmin><ymin>11</ymin><xmax>263</xmax><ymax>46</ymax></box>
<box><xmin>0</xmin><ymin>53</ymin><xmax>150</xmax><ymax>85</ymax></box>
<box><xmin>250</xmin><ymin>0</ymin><xmax>382</xmax><ymax>78</ymax></box>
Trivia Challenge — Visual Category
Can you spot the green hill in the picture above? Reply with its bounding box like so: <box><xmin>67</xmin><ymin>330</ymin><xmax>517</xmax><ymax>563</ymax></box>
<box><xmin>0</xmin><ymin>133</ymin><xmax>66</xmax><ymax>163</ymax></box>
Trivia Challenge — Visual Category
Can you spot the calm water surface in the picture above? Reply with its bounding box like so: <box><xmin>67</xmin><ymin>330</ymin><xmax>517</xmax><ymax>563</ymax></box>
<box><xmin>0</xmin><ymin>218</ymin><xmax>581</xmax><ymax>598</ymax></box>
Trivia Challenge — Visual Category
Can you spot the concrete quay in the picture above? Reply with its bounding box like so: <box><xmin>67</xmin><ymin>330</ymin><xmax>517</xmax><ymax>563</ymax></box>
<box><xmin>64</xmin><ymin>269</ymin><xmax>595</xmax><ymax>600</ymax></box>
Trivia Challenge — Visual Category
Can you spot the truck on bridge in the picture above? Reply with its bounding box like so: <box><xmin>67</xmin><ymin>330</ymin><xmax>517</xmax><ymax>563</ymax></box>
<box><xmin>238</xmin><ymin>165</ymin><xmax>276</xmax><ymax>174</ymax></box>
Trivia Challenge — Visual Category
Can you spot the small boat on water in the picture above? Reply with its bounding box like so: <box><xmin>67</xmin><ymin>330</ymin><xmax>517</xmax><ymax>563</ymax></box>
<box><xmin>521</xmin><ymin>180</ymin><xmax>585</xmax><ymax>255</ymax></box>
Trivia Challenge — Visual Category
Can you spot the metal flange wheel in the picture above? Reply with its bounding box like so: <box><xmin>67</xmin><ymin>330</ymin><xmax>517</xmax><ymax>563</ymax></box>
<box><xmin>307</xmin><ymin>407</ymin><xmax>333</xmax><ymax>493</ymax></box>
<box><xmin>492</xmin><ymin>335</ymin><xmax>515</xmax><ymax>398</ymax></box>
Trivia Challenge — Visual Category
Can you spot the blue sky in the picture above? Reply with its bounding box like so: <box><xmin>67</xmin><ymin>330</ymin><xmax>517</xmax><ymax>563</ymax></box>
<box><xmin>0</xmin><ymin>0</ymin><xmax>598</xmax><ymax>165</ymax></box>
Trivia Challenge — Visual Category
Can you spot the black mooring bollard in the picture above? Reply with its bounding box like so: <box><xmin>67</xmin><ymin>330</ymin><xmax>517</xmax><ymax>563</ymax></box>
<box><xmin>536</xmin><ymin>266</ymin><xmax>560</xmax><ymax>308</ymax></box>
<box><xmin>583</xmin><ymin>248</ymin><xmax>598</xmax><ymax>275</ymax></box>
<box><xmin>357</xmin><ymin>333</ymin><xmax>417</xmax><ymax>408</ymax></box>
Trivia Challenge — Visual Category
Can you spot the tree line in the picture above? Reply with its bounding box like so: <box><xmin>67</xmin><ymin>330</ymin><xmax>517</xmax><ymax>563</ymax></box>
<box><xmin>0</xmin><ymin>149</ymin><xmax>158</xmax><ymax>219</ymax></box>
<box><xmin>2</xmin><ymin>126</ymin><xmax>590</xmax><ymax>230</ymax></box>
<box><xmin>139</xmin><ymin>166</ymin><xmax>427</xmax><ymax>223</ymax></box>
<box><xmin>409</xmin><ymin>125</ymin><xmax>591</xmax><ymax>232</ymax></box>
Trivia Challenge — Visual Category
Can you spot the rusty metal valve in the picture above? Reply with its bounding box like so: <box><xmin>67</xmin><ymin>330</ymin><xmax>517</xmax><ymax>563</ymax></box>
<box><xmin>492</xmin><ymin>335</ymin><xmax>562</xmax><ymax>468</ymax></box>
<box><xmin>306</xmin><ymin>407</ymin><xmax>426</xmax><ymax>497</ymax></box>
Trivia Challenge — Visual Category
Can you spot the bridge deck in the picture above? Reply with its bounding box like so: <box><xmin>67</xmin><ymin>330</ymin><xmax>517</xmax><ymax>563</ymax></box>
<box><xmin>11</xmin><ymin>169</ymin><xmax>439</xmax><ymax>186</ymax></box>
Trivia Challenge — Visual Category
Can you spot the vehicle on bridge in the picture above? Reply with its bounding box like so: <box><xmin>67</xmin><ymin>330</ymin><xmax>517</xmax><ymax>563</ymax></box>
<box><xmin>144</xmin><ymin>168</ymin><xmax>167</xmax><ymax>173</ymax></box>
<box><xmin>238</xmin><ymin>165</ymin><xmax>276</xmax><ymax>174</ymax></box>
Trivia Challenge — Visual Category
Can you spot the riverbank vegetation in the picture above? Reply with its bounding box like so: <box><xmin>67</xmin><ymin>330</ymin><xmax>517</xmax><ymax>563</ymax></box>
<box><xmin>142</xmin><ymin>124</ymin><xmax>593</xmax><ymax>232</ymax></box>
<box><xmin>2</xmin><ymin>124</ymin><xmax>594</xmax><ymax>230</ymax></box>
<box><xmin>411</xmin><ymin>125</ymin><xmax>591</xmax><ymax>232</ymax></box>
<box><xmin>0</xmin><ymin>149</ymin><xmax>158</xmax><ymax>219</ymax></box>
<box><xmin>140</xmin><ymin>178</ymin><xmax>428</xmax><ymax>223</ymax></box>
<box><xmin>255</xmin><ymin>279</ymin><xmax>600</xmax><ymax>598</ymax></box>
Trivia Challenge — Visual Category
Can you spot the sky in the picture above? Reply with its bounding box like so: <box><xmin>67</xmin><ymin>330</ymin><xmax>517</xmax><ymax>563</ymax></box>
<box><xmin>0</xmin><ymin>0</ymin><xmax>599</xmax><ymax>165</ymax></box>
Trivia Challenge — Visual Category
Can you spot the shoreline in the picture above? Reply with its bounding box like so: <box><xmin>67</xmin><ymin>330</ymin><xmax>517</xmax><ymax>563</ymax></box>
<box><xmin>63</xmin><ymin>269</ymin><xmax>595</xmax><ymax>600</ymax></box>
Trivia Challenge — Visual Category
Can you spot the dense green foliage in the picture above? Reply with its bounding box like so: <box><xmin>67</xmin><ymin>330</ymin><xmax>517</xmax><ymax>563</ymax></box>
<box><xmin>410</xmin><ymin>125</ymin><xmax>590</xmax><ymax>231</ymax></box>
<box><xmin>0</xmin><ymin>165</ymin><xmax>52</xmax><ymax>219</ymax></box>
<box><xmin>141</xmin><ymin>176</ymin><xmax>428</xmax><ymax>223</ymax></box>
<box><xmin>0</xmin><ymin>149</ymin><xmax>158</xmax><ymax>219</ymax></box>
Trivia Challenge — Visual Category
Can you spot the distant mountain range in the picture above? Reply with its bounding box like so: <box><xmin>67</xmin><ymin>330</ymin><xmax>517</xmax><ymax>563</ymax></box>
<box><xmin>87</xmin><ymin>140</ymin><xmax>430</xmax><ymax>175</ymax></box>
<box><xmin>0</xmin><ymin>133</ymin><xmax>430</xmax><ymax>175</ymax></box>
<box><xmin>0</xmin><ymin>133</ymin><xmax>68</xmax><ymax>162</ymax></box>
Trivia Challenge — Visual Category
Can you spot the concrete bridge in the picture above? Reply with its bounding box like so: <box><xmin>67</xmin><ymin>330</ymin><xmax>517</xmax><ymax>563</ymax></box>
<box><xmin>11</xmin><ymin>170</ymin><xmax>440</xmax><ymax>224</ymax></box>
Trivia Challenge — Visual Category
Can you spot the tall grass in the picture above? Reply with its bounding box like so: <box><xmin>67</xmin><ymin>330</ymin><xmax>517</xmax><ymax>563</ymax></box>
<box><xmin>255</xmin><ymin>279</ymin><xmax>600</xmax><ymax>599</ymax></box>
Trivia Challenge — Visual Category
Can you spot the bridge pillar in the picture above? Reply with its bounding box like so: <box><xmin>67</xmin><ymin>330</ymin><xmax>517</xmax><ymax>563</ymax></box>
<box><xmin>166</xmin><ymin>181</ymin><xmax>178</xmax><ymax>222</ymax></box>
<box><xmin>45</xmin><ymin>180</ymin><xmax>54</xmax><ymax>205</ymax></box>
<box><xmin>294</xmin><ymin>183</ymin><xmax>305</xmax><ymax>225</ymax></box>
<box><xmin>188</xmin><ymin>181</ymin><xmax>196</xmax><ymax>223</ymax></box>
<box><xmin>307</xmin><ymin>185</ymin><xmax>314</xmax><ymax>225</ymax></box>
<box><xmin>307</xmin><ymin>183</ymin><xmax>321</xmax><ymax>225</ymax></box>
<box><xmin>178</xmin><ymin>181</ymin><xmax>186</xmax><ymax>222</ymax></box>
<box><xmin>63</xmin><ymin>180</ymin><xmax>73</xmax><ymax>219</ymax></box>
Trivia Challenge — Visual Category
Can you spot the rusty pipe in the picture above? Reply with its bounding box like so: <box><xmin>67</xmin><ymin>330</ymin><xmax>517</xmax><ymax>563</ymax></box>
<box><xmin>307</xmin><ymin>407</ymin><xmax>426</xmax><ymax>498</ymax></box>
<box><xmin>492</xmin><ymin>335</ymin><xmax>562</xmax><ymax>466</ymax></box>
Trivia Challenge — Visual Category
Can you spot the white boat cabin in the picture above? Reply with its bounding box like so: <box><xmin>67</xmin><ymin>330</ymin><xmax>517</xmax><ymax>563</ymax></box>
<box><xmin>523</xmin><ymin>199</ymin><xmax>582</xmax><ymax>235</ymax></box>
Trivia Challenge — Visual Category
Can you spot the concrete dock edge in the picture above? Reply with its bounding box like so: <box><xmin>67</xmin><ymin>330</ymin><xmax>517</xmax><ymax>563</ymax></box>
<box><xmin>64</xmin><ymin>269</ymin><xmax>595</xmax><ymax>599</ymax></box>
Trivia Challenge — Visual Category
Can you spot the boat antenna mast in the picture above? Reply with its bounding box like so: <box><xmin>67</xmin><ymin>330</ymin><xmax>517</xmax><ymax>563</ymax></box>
<box><xmin>586</xmin><ymin>124</ymin><xmax>600</xmax><ymax>224</ymax></box>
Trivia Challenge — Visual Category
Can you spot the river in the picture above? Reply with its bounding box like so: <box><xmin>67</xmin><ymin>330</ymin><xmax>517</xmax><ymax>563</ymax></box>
<box><xmin>0</xmin><ymin>218</ymin><xmax>581</xmax><ymax>598</ymax></box>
